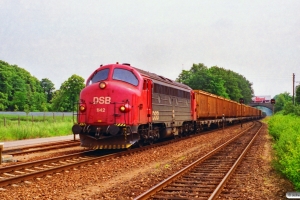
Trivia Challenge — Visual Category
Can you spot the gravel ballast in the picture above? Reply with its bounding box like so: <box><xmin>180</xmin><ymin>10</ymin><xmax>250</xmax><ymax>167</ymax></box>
<box><xmin>0</xmin><ymin>122</ymin><xmax>294</xmax><ymax>199</ymax></box>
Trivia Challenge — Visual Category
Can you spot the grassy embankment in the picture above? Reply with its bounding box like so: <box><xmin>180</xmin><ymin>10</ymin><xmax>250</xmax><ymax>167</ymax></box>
<box><xmin>0</xmin><ymin>114</ymin><xmax>73</xmax><ymax>141</ymax></box>
<box><xmin>267</xmin><ymin>114</ymin><xmax>300</xmax><ymax>191</ymax></box>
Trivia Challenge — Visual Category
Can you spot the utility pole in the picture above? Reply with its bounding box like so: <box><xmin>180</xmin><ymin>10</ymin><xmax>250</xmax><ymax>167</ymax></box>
<box><xmin>293</xmin><ymin>73</ymin><xmax>295</xmax><ymax>105</ymax></box>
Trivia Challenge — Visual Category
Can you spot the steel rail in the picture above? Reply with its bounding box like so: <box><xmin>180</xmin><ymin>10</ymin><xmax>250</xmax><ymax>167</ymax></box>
<box><xmin>0</xmin><ymin>130</ymin><xmax>195</xmax><ymax>188</ymax></box>
<box><xmin>134</xmin><ymin>122</ymin><xmax>257</xmax><ymax>200</ymax></box>
<box><xmin>0</xmin><ymin>122</ymin><xmax>254</xmax><ymax>188</ymax></box>
<box><xmin>0</xmin><ymin>150</ymin><xmax>113</xmax><ymax>187</ymax></box>
<box><xmin>3</xmin><ymin>140</ymin><xmax>81</xmax><ymax>156</ymax></box>
<box><xmin>208</xmin><ymin>122</ymin><xmax>263</xmax><ymax>200</ymax></box>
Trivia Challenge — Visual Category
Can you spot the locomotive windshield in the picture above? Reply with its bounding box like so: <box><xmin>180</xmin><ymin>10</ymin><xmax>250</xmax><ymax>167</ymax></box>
<box><xmin>90</xmin><ymin>69</ymin><xmax>109</xmax><ymax>84</ymax></box>
<box><xmin>113</xmin><ymin>68</ymin><xmax>139</xmax><ymax>86</ymax></box>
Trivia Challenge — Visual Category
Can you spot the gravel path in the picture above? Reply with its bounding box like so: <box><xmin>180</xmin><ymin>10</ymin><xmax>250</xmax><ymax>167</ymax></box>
<box><xmin>0</xmin><ymin>122</ymin><xmax>294</xmax><ymax>199</ymax></box>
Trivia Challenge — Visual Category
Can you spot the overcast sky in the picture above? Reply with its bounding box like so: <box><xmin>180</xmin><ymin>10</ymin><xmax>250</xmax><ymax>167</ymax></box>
<box><xmin>1</xmin><ymin>0</ymin><xmax>299</xmax><ymax>98</ymax></box>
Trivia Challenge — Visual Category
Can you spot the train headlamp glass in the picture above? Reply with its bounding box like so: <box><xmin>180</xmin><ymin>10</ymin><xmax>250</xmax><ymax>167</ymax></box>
<box><xmin>99</xmin><ymin>82</ymin><xmax>106</xmax><ymax>89</ymax></box>
<box><xmin>119</xmin><ymin>104</ymin><xmax>131</xmax><ymax>113</ymax></box>
<box><xmin>119</xmin><ymin>105</ymin><xmax>126</xmax><ymax>112</ymax></box>
<box><xmin>79</xmin><ymin>104</ymin><xmax>86</xmax><ymax>112</ymax></box>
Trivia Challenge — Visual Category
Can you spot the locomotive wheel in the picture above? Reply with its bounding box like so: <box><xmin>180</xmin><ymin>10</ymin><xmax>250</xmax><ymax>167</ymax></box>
<box><xmin>148</xmin><ymin>139</ymin><xmax>154</xmax><ymax>145</ymax></box>
<box><xmin>138</xmin><ymin>139</ymin><xmax>144</xmax><ymax>147</ymax></box>
<box><xmin>176</xmin><ymin>129</ymin><xmax>183</xmax><ymax>138</ymax></box>
<box><xmin>174</xmin><ymin>134</ymin><xmax>180</xmax><ymax>139</ymax></box>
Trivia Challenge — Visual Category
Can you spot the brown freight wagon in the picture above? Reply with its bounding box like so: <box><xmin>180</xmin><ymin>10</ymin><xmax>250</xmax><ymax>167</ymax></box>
<box><xmin>194</xmin><ymin>90</ymin><xmax>262</xmax><ymax>120</ymax></box>
<box><xmin>194</xmin><ymin>90</ymin><xmax>239</xmax><ymax>119</ymax></box>
<box><xmin>224</xmin><ymin>98</ymin><xmax>239</xmax><ymax>117</ymax></box>
<box><xmin>250</xmin><ymin>106</ymin><xmax>259</xmax><ymax>117</ymax></box>
<box><xmin>236</xmin><ymin>103</ymin><xmax>242</xmax><ymax>117</ymax></box>
<box><xmin>194</xmin><ymin>90</ymin><xmax>221</xmax><ymax>119</ymax></box>
<box><xmin>242</xmin><ymin>104</ymin><xmax>252</xmax><ymax>117</ymax></box>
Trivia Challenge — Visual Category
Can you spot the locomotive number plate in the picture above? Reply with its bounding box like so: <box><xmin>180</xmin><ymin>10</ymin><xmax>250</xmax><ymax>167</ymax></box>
<box><xmin>97</xmin><ymin>108</ymin><xmax>106</xmax><ymax>112</ymax></box>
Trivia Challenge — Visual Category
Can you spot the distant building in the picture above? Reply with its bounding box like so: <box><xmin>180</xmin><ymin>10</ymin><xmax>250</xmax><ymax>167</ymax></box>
<box><xmin>252</xmin><ymin>95</ymin><xmax>271</xmax><ymax>103</ymax></box>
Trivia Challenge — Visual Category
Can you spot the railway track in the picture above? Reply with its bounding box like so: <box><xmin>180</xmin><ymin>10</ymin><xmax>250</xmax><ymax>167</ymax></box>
<box><xmin>2</xmin><ymin>123</ymin><xmax>246</xmax><ymax>157</ymax></box>
<box><xmin>0</xmin><ymin>123</ymin><xmax>255</xmax><ymax>189</ymax></box>
<box><xmin>3</xmin><ymin>140</ymin><xmax>81</xmax><ymax>156</ymax></box>
<box><xmin>0</xmin><ymin>150</ymin><xmax>114</xmax><ymax>187</ymax></box>
<box><xmin>0</xmin><ymin>134</ymin><xmax>182</xmax><ymax>188</ymax></box>
<box><xmin>134</xmin><ymin>121</ymin><xmax>262</xmax><ymax>199</ymax></box>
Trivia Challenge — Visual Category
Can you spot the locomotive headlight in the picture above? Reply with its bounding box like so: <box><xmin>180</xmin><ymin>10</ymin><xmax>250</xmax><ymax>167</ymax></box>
<box><xmin>119</xmin><ymin>105</ymin><xmax>126</xmax><ymax>112</ymax></box>
<box><xmin>119</xmin><ymin>104</ymin><xmax>131</xmax><ymax>113</ymax></box>
<box><xmin>99</xmin><ymin>81</ymin><xmax>106</xmax><ymax>89</ymax></box>
<box><xmin>79</xmin><ymin>104</ymin><xmax>86</xmax><ymax>112</ymax></box>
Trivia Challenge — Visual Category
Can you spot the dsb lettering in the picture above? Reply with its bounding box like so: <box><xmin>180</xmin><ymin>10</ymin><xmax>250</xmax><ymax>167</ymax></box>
<box><xmin>93</xmin><ymin>97</ymin><xmax>111</xmax><ymax>104</ymax></box>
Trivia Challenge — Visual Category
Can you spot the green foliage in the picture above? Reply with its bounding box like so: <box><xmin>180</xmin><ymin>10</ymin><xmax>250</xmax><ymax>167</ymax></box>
<box><xmin>210</xmin><ymin>67</ymin><xmax>253</xmax><ymax>103</ymax></box>
<box><xmin>0</xmin><ymin>60</ymin><xmax>47</xmax><ymax>111</ymax></box>
<box><xmin>283</xmin><ymin>102</ymin><xmax>295</xmax><ymax>115</ymax></box>
<box><xmin>0</xmin><ymin>60</ymin><xmax>85</xmax><ymax>112</ymax></box>
<box><xmin>296</xmin><ymin>85</ymin><xmax>300</xmax><ymax>105</ymax></box>
<box><xmin>272</xmin><ymin>92</ymin><xmax>300</xmax><ymax>116</ymax></box>
<box><xmin>51</xmin><ymin>75</ymin><xmax>85</xmax><ymax>111</ymax></box>
<box><xmin>176</xmin><ymin>63</ymin><xmax>254</xmax><ymax>102</ymax></box>
<box><xmin>274</xmin><ymin>92</ymin><xmax>292</xmax><ymax>113</ymax></box>
<box><xmin>209</xmin><ymin>67</ymin><xmax>240</xmax><ymax>100</ymax></box>
<box><xmin>41</xmin><ymin>78</ymin><xmax>55</xmax><ymax>103</ymax></box>
<box><xmin>176</xmin><ymin>63</ymin><xmax>229</xmax><ymax>98</ymax></box>
<box><xmin>0</xmin><ymin>104</ymin><xmax>4</xmax><ymax>111</ymax></box>
<box><xmin>268</xmin><ymin>114</ymin><xmax>300</xmax><ymax>191</ymax></box>
<box><xmin>24</xmin><ymin>104</ymin><xmax>30</xmax><ymax>115</ymax></box>
<box><xmin>14</xmin><ymin>105</ymin><xmax>19</xmax><ymax>111</ymax></box>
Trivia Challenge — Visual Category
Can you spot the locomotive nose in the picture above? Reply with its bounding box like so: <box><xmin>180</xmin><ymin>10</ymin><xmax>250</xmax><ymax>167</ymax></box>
<box><xmin>107</xmin><ymin>125</ymin><xmax>120</xmax><ymax>136</ymax></box>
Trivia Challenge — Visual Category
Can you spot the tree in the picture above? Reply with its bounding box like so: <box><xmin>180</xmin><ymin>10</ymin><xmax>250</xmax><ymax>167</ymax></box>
<box><xmin>236</xmin><ymin>74</ymin><xmax>253</xmax><ymax>104</ymax></box>
<box><xmin>51</xmin><ymin>74</ymin><xmax>85</xmax><ymax>111</ymax></box>
<box><xmin>0</xmin><ymin>92</ymin><xmax>7</xmax><ymax>111</ymax></box>
<box><xmin>41</xmin><ymin>78</ymin><xmax>55</xmax><ymax>103</ymax></box>
<box><xmin>176</xmin><ymin>63</ymin><xmax>229</xmax><ymax>98</ymax></box>
<box><xmin>208</xmin><ymin>66</ymin><xmax>254</xmax><ymax>103</ymax></box>
<box><xmin>31</xmin><ymin>92</ymin><xmax>47</xmax><ymax>111</ymax></box>
<box><xmin>295</xmin><ymin>85</ymin><xmax>300</xmax><ymax>105</ymax></box>
<box><xmin>283</xmin><ymin>101</ymin><xmax>295</xmax><ymax>115</ymax></box>
<box><xmin>177</xmin><ymin>63</ymin><xmax>254</xmax><ymax>101</ymax></box>
<box><xmin>274</xmin><ymin>92</ymin><xmax>292</xmax><ymax>113</ymax></box>
<box><xmin>209</xmin><ymin>67</ymin><xmax>241</xmax><ymax>101</ymax></box>
<box><xmin>0</xmin><ymin>60</ymin><xmax>48</xmax><ymax>111</ymax></box>
<box><xmin>11</xmin><ymin>91</ymin><xmax>27</xmax><ymax>111</ymax></box>
<box><xmin>0</xmin><ymin>61</ymin><xmax>14</xmax><ymax>110</ymax></box>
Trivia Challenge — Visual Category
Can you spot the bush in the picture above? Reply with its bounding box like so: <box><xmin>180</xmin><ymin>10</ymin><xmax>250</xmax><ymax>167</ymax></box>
<box><xmin>268</xmin><ymin>114</ymin><xmax>300</xmax><ymax>191</ymax></box>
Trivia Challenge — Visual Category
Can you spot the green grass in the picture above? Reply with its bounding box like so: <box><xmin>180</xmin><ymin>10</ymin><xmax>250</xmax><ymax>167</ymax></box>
<box><xmin>261</xmin><ymin>116</ymin><xmax>271</xmax><ymax>124</ymax></box>
<box><xmin>0</xmin><ymin>114</ymin><xmax>74</xmax><ymax>141</ymax></box>
<box><xmin>268</xmin><ymin>114</ymin><xmax>300</xmax><ymax>191</ymax></box>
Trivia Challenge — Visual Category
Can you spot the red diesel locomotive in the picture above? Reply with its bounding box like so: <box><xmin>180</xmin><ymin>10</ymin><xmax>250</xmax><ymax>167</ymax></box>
<box><xmin>72</xmin><ymin>63</ymin><xmax>195</xmax><ymax>149</ymax></box>
<box><xmin>72</xmin><ymin>63</ymin><xmax>261</xmax><ymax>149</ymax></box>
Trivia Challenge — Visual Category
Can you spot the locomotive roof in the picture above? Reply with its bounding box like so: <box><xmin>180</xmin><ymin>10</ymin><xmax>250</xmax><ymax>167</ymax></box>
<box><xmin>133</xmin><ymin>67</ymin><xmax>191</xmax><ymax>90</ymax></box>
